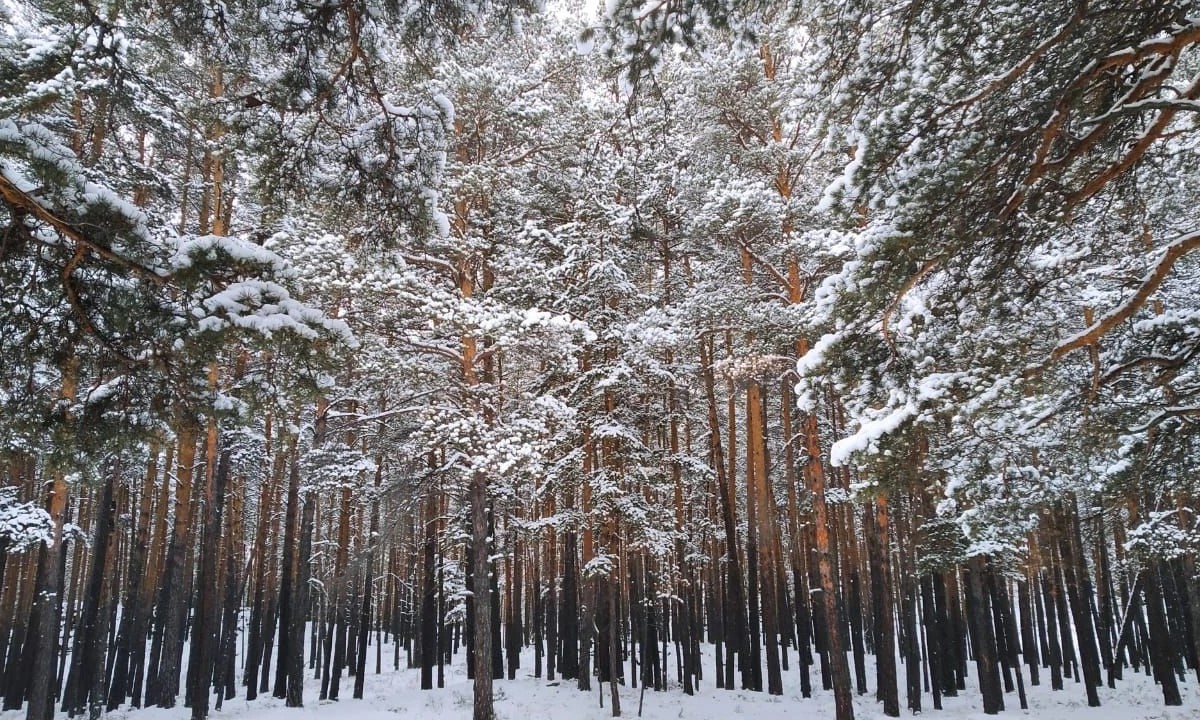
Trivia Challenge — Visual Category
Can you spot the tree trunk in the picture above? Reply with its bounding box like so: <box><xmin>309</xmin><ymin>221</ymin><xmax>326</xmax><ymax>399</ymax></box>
<box><xmin>699</xmin><ymin>337</ymin><xmax>748</xmax><ymax>691</ymax></box>
<box><xmin>273</xmin><ymin>442</ymin><xmax>301</xmax><ymax>703</ymax></box>
<box><xmin>470</xmin><ymin>471</ymin><xmax>495</xmax><ymax>720</ymax></box>
<box><xmin>871</xmin><ymin>495</ymin><xmax>899</xmax><ymax>716</ymax></box>
<box><xmin>420</xmin><ymin>489</ymin><xmax>437</xmax><ymax>690</ymax></box>
<box><xmin>1144</xmin><ymin>560</ymin><xmax>1183</xmax><ymax>706</ymax></box>
<box><xmin>187</xmin><ymin>445</ymin><xmax>231</xmax><ymax>720</ymax></box>
<box><xmin>106</xmin><ymin>445</ymin><xmax>158</xmax><ymax>710</ymax></box>
<box><xmin>285</xmin><ymin>488</ymin><xmax>314</xmax><ymax>708</ymax></box>
<box><xmin>803</xmin><ymin>405</ymin><xmax>854</xmax><ymax>720</ymax></box>
<box><xmin>965</xmin><ymin>557</ymin><xmax>1004</xmax><ymax>715</ymax></box>
<box><xmin>245</xmin><ymin>431</ymin><xmax>283</xmax><ymax>701</ymax></box>
<box><xmin>1055</xmin><ymin>503</ymin><xmax>1101</xmax><ymax>706</ymax></box>
<box><xmin>25</xmin><ymin>471</ymin><xmax>71</xmax><ymax>720</ymax></box>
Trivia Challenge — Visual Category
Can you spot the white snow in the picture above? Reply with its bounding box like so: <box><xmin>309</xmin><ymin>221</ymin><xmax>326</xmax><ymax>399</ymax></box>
<box><xmin>18</xmin><ymin>636</ymin><xmax>1193</xmax><ymax>720</ymax></box>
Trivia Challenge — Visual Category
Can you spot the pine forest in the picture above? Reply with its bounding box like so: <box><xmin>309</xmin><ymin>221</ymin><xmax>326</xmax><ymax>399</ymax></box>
<box><xmin>1</xmin><ymin>2</ymin><xmax>1199</xmax><ymax>720</ymax></box>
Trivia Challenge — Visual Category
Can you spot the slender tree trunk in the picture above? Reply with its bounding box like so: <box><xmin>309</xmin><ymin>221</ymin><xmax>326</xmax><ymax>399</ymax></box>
<box><xmin>188</xmin><ymin>444</ymin><xmax>231</xmax><ymax>720</ymax></box>
<box><xmin>273</xmin><ymin>443</ymin><xmax>301</xmax><ymax>703</ymax></box>
<box><xmin>26</xmin><ymin>471</ymin><xmax>71</xmax><ymax>720</ymax></box>
<box><xmin>1017</xmin><ymin>577</ymin><xmax>1040</xmax><ymax>688</ymax></box>
<box><xmin>62</xmin><ymin>470</ymin><xmax>118</xmax><ymax>719</ymax></box>
<box><xmin>991</xmin><ymin>572</ymin><xmax>1028</xmax><ymax>709</ymax></box>
<box><xmin>1144</xmin><ymin>560</ymin><xmax>1183</xmax><ymax>706</ymax></box>
<box><xmin>150</xmin><ymin>418</ymin><xmax>199</xmax><ymax>709</ymax></box>
<box><xmin>216</xmin><ymin>481</ymin><xmax>242</xmax><ymax>705</ymax></box>
<box><xmin>896</xmin><ymin>502</ymin><xmax>921</xmax><ymax>714</ymax></box>
<box><xmin>699</xmin><ymin>337</ymin><xmax>748</xmax><ymax>692</ymax></box>
<box><xmin>1055</xmin><ymin>504</ymin><xmax>1101</xmax><ymax>706</ymax></box>
<box><xmin>1040</xmin><ymin>563</ymin><xmax>1065</xmax><ymax>690</ymax></box>
<box><xmin>507</xmin><ymin>537</ymin><xmax>523</xmax><ymax>681</ymax></box>
<box><xmin>245</xmin><ymin>424</ymin><xmax>282</xmax><ymax>701</ymax></box>
<box><xmin>804</xmin><ymin>408</ymin><xmax>854</xmax><ymax>720</ymax></box>
<box><xmin>545</xmin><ymin>491</ymin><xmax>558</xmax><ymax>682</ymax></box>
<box><xmin>919</xmin><ymin>573</ymin><xmax>944</xmax><ymax>709</ymax></box>
<box><xmin>470</xmin><ymin>471</ymin><xmax>495</xmax><ymax>720</ymax></box>
<box><xmin>106</xmin><ymin>445</ymin><xmax>158</xmax><ymax>710</ymax></box>
<box><xmin>1093</xmin><ymin>520</ymin><xmax>1117</xmax><ymax>687</ymax></box>
<box><xmin>607</xmin><ymin>578</ymin><xmax>621</xmax><ymax>717</ymax></box>
<box><xmin>287</xmin><ymin>487</ymin><xmax>314</xmax><ymax>707</ymax></box>
<box><xmin>559</xmin><ymin>528</ymin><xmax>579</xmax><ymax>680</ymax></box>
<box><xmin>871</xmin><ymin>495</ymin><xmax>899</xmax><ymax>716</ymax></box>
<box><xmin>329</xmin><ymin>482</ymin><xmax>353</xmax><ymax>701</ymax></box>
<box><xmin>965</xmin><ymin>557</ymin><xmax>1004</xmax><ymax>715</ymax></box>
<box><xmin>421</xmin><ymin>489</ymin><xmax>437</xmax><ymax>690</ymax></box>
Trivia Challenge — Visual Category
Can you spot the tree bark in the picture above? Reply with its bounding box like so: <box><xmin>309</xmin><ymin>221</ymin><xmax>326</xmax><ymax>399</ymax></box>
<box><xmin>965</xmin><ymin>557</ymin><xmax>1004</xmax><ymax>715</ymax></box>
<box><xmin>187</xmin><ymin>446</ymin><xmax>231</xmax><ymax>720</ymax></box>
<box><xmin>470</xmin><ymin>471</ymin><xmax>495</xmax><ymax>720</ymax></box>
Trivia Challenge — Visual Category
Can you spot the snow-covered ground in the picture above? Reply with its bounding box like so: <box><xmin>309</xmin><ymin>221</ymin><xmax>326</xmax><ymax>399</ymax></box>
<box><xmin>20</xmin><ymin>642</ymin><xmax>1196</xmax><ymax>720</ymax></box>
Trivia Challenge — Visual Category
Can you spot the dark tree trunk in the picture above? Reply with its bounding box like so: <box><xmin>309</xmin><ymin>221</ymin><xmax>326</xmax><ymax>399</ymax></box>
<box><xmin>4</xmin><ymin>552</ymin><xmax>38</xmax><ymax>711</ymax></box>
<box><xmin>245</xmin><ymin>443</ymin><xmax>282</xmax><ymax>701</ymax></box>
<box><xmin>919</xmin><ymin>574</ymin><xmax>943</xmax><ymax>709</ymax></box>
<box><xmin>900</xmin><ymin>573</ymin><xmax>921</xmax><ymax>713</ymax></box>
<box><xmin>420</xmin><ymin>492</ymin><xmax>437</xmax><ymax>690</ymax></box>
<box><xmin>285</xmin><ymin>489</ymin><xmax>315</xmax><ymax>708</ymax></box>
<box><xmin>794</xmin><ymin>566</ymin><xmax>813</xmax><ymax>698</ymax></box>
<box><xmin>187</xmin><ymin>448</ymin><xmax>230</xmax><ymax>720</ymax></box>
<box><xmin>470</xmin><ymin>471</ymin><xmax>496</xmax><ymax>720</ymax></box>
<box><xmin>1040</xmin><ymin>567</ymin><xmax>1065</xmax><ymax>690</ymax></box>
<box><xmin>546</xmin><ymin>525</ymin><xmax>558</xmax><ymax>682</ymax></box>
<box><xmin>107</xmin><ymin>450</ymin><xmax>158</xmax><ymax>711</ymax></box>
<box><xmin>606</xmin><ymin>578</ymin><xmax>621</xmax><ymax>717</ymax></box>
<box><xmin>216</xmin><ymin>519</ymin><xmax>242</xmax><ymax>705</ymax></box>
<box><xmin>273</xmin><ymin>447</ymin><xmax>301</xmax><ymax>702</ymax></box>
<box><xmin>1017</xmin><ymin>578</ymin><xmax>1040</xmax><ymax>687</ymax></box>
<box><xmin>488</xmin><ymin>513</ymin><xmax>502</xmax><ymax>681</ymax></box>
<box><xmin>991</xmin><ymin>573</ymin><xmax>1028</xmax><ymax>710</ymax></box>
<box><xmin>1144</xmin><ymin>561</ymin><xmax>1183</xmax><ymax>706</ymax></box>
<box><xmin>354</xmin><ymin>556</ymin><xmax>372</xmax><ymax>699</ymax></box>
<box><xmin>63</xmin><ymin>472</ymin><xmax>119</xmax><ymax>720</ymax></box>
<box><xmin>151</xmin><ymin>424</ymin><xmax>199</xmax><ymax>709</ymax></box>
<box><xmin>847</xmin><ymin>569</ymin><xmax>867</xmax><ymax>696</ymax></box>
<box><xmin>559</xmin><ymin>531</ymin><xmax>579</xmax><ymax>680</ymax></box>
<box><xmin>506</xmin><ymin>539</ymin><xmax>523</xmax><ymax>681</ymax></box>
<box><xmin>533</xmin><ymin>550</ymin><xmax>544</xmax><ymax>680</ymax></box>
<box><xmin>965</xmin><ymin>557</ymin><xmax>1003</xmax><ymax>715</ymax></box>
<box><xmin>1055</xmin><ymin>504</ymin><xmax>1101</xmax><ymax>707</ymax></box>
<box><xmin>1093</xmin><ymin>521</ymin><xmax>1117</xmax><ymax>687</ymax></box>
<box><xmin>25</xmin><ymin>475</ymin><xmax>70</xmax><ymax>720</ymax></box>
<box><xmin>700</xmin><ymin>338</ymin><xmax>748</xmax><ymax>689</ymax></box>
<box><xmin>946</xmin><ymin>571</ymin><xmax>968</xmax><ymax>691</ymax></box>
<box><xmin>870</xmin><ymin>496</ymin><xmax>899</xmax><ymax>717</ymax></box>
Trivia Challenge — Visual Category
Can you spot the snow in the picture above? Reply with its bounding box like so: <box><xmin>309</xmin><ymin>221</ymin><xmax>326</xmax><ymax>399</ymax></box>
<box><xmin>794</xmin><ymin>332</ymin><xmax>840</xmax><ymax>380</ymax></box>
<box><xmin>0</xmin><ymin>487</ymin><xmax>52</xmax><ymax>550</ymax></box>
<box><xmin>816</xmin><ymin>132</ymin><xmax>866</xmax><ymax>213</ymax></box>
<box><xmin>829</xmin><ymin>400</ymin><xmax>916</xmax><ymax>467</ymax></box>
<box><xmin>422</xmin><ymin>188</ymin><xmax>452</xmax><ymax>240</ymax></box>
<box><xmin>576</xmin><ymin>28</ymin><xmax>597</xmax><ymax>55</ymax></box>
<box><xmin>20</xmin><ymin>637</ymin><xmax>1195</xmax><ymax>720</ymax></box>
<box><xmin>172</xmin><ymin>234</ymin><xmax>294</xmax><ymax>275</ymax></box>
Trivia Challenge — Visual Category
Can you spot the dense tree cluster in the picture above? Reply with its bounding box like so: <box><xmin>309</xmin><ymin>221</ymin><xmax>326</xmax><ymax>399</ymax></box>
<box><xmin>1</xmin><ymin>3</ymin><xmax>1198</xmax><ymax>720</ymax></box>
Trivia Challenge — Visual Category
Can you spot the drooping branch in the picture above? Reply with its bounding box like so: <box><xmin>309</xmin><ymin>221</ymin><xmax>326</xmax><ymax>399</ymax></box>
<box><xmin>1099</xmin><ymin>340</ymin><xmax>1200</xmax><ymax>385</ymax></box>
<box><xmin>1129</xmin><ymin>405</ymin><xmax>1200</xmax><ymax>433</ymax></box>
<box><xmin>1000</xmin><ymin>27</ymin><xmax>1200</xmax><ymax>219</ymax></box>
<box><xmin>943</xmin><ymin>0</ymin><xmax>1089</xmax><ymax>117</ymax></box>
<box><xmin>0</xmin><ymin>169</ymin><xmax>166</xmax><ymax>285</ymax></box>
<box><xmin>1047</xmin><ymin>229</ymin><xmax>1200</xmax><ymax>365</ymax></box>
<box><xmin>881</xmin><ymin>259</ymin><xmax>939</xmax><ymax>353</ymax></box>
<box><xmin>1066</xmin><ymin>72</ymin><xmax>1200</xmax><ymax>208</ymax></box>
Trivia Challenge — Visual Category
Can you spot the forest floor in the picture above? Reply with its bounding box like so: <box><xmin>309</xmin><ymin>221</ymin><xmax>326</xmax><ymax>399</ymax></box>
<box><xmin>9</xmin><ymin>640</ymin><xmax>1197</xmax><ymax>720</ymax></box>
